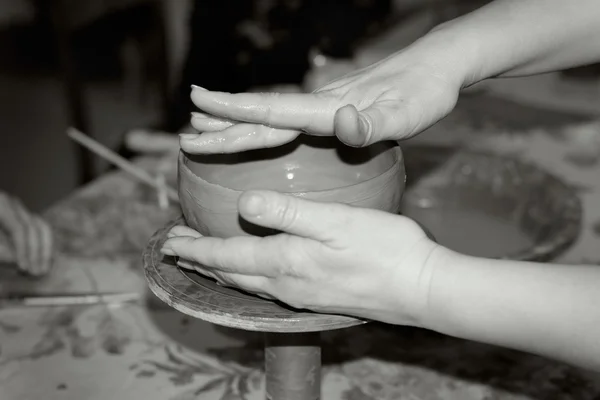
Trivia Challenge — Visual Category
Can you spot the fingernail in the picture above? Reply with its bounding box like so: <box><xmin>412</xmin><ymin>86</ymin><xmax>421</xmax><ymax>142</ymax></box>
<box><xmin>243</xmin><ymin>194</ymin><xmax>266</xmax><ymax>217</ymax></box>
<box><xmin>190</xmin><ymin>112</ymin><xmax>206</xmax><ymax>119</ymax></box>
<box><xmin>167</xmin><ymin>231</ymin><xmax>176</xmax><ymax>238</ymax></box>
<box><xmin>179</xmin><ymin>133</ymin><xmax>200</xmax><ymax>140</ymax></box>
<box><xmin>160</xmin><ymin>244</ymin><xmax>176</xmax><ymax>256</ymax></box>
<box><xmin>357</xmin><ymin>114</ymin><xmax>371</xmax><ymax>146</ymax></box>
<box><xmin>191</xmin><ymin>85</ymin><xmax>207</xmax><ymax>91</ymax></box>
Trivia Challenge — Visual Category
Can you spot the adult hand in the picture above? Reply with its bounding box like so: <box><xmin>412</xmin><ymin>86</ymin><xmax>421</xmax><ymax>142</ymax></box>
<box><xmin>0</xmin><ymin>193</ymin><xmax>54</xmax><ymax>276</ymax></box>
<box><xmin>181</xmin><ymin>32</ymin><xmax>469</xmax><ymax>154</ymax></box>
<box><xmin>160</xmin><ymin>190</ymin><xmax>445</xmax><ymax>326</ymax></box>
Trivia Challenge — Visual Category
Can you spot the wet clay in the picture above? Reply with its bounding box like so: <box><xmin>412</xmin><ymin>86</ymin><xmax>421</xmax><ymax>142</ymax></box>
<box><xmin>179</xmin><ymin>136</ymin><xmax>405</xmax><ymax>238</ymax></box>
<box><xmin>184</xmin><ymin>135</ymin><xmax>397</xmax><ymax>192</ymax></box>
<box><xmin>193</xmin><ymin>163</ymin><xmax>366</xmax><ymax>193</ymax></box>
<box><xmin>402</xmin><ymin>205</ymin><xmax>534</xmax><ymax>259</ymax></box>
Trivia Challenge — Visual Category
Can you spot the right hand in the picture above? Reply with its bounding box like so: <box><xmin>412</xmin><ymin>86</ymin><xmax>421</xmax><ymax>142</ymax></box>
<box><xmin>161</xmin><ymin>190</ymin><xmax>444</xmax><ymax>326</ymax></box>
<box><xmin>182</xmin><ymin>32</ymin><xmax>469</xmax><ymax>154</ymax></box>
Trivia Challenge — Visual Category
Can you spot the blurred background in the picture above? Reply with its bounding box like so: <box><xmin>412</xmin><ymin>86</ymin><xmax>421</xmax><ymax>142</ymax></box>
<box><xmin>1</xmin><ymin>0</ymin><xmax>599</xmax><ymax>212</ymax></box>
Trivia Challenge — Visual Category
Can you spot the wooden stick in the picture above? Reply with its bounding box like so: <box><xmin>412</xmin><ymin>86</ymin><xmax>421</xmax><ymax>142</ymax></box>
<box><xmin>0</xmin><ymin>291</ymin><xmax>141</xmax><ymax>307</ymax></box>
<box><xmin>67</xmin><ymin>128</ymin><xmax>179</xmax><ymax>202</ymax></box>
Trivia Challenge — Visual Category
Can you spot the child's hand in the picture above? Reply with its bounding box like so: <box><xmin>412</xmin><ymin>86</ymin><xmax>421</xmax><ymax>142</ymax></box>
<box><xmin>0</xmin><ymin>193</ymin><xmax>54</xmax><ymax>276</ymax></box>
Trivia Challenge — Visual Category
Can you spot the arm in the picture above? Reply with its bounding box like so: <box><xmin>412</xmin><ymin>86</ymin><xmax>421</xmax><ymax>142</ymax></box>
<box><xmin>421</xmin><ymin>4</ymin><xmax>600</xmax><ymax>367</ymax></box>
<box><xmin>426</xmin><ymin>0</ymin><xmax>600</xmax><ymax>85</ymax></box>
<box><xmin>425</xmin><ymin>247</ymin><xmax>600</xmax><ymax>371</ymax></box>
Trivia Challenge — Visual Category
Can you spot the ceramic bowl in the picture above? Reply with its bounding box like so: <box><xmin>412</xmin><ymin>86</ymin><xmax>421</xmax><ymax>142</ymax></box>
<box><xmin>400</xmin><ymin>144</ymin><xmax>582</xmax><ymax>261</ymax></box>
<box><xmin>178</xmin><ymin>136</ymin><xmax>405</xmax><ymax>238</ymax></box>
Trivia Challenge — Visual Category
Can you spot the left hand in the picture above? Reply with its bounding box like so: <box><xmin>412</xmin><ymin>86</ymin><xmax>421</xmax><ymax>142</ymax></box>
<box><xmin>181</xmin><ymin>31</ymin><xmax>467</xmax><ymax>154</ymax></box>
<box><xmin>160</xmin><ymin>190</ymin><xmax>443</xmax><ymax>326</ymax></box>
<box><xmin>0</xmin><ymin>193</ymin><xmax>54</xmax><ymax>276</ymax></box>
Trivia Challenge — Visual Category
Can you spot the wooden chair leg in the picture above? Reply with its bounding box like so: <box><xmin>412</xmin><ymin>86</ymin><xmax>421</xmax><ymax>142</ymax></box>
<box><xmin>48</xmin><ymin>1</ymin><xmax>95</xmax><ymax>184</ymax></box>
<box><xmin>153</xmin><ymin>0</ymin><xmax>171</xmax><ymax>130</ymax></box>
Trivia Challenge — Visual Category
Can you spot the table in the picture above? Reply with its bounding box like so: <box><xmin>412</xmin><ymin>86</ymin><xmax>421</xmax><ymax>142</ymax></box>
<box><xmin>2</xmin><ymin>92</ymin><xmax>600</xmax><ymax>399</ymax></box>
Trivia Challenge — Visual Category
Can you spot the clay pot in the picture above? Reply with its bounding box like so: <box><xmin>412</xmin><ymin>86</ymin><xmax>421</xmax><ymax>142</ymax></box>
<box><xmin>178</xmin><ymin>136</ymin><xmax>405</xmax><ymax>238</ymax></box>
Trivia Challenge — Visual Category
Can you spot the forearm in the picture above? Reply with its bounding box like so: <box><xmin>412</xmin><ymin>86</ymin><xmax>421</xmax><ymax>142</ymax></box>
<box><xmin>426</xmin><ymin>247</ymin><xmax>600</xmax><ymax>371</ymax></box>
<box><xmin>427</xmin><ymin>0</ymin><xmax>600</xmax><ymax>86</ymax></box>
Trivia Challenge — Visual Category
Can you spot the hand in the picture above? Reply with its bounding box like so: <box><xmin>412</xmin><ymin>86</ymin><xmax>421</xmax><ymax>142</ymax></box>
<box><xmin>181</xmin><ymin>33</ymin><xmax>468</xmax><ymax>154</ymax></box>
<box><xmin>0</xmin><ymin>193</ymin><xmax>54</xmax><ymax>276</ymax></box>
<box><xmin>160</xmin><ymin>190</ymin><xmax>444</xmax><ymax>326</ymax></box>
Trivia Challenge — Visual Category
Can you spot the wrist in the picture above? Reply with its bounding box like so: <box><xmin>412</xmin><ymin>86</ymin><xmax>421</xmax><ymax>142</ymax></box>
<box><xmin>406</xmin><ymin>242</ymin><xmax>456</xmax><ymax>329</ymax></box>
<box><xmin>408</xmin><ymin>19</ymin><xmax>483</xmax><ymax>89</ymax></box>
<box><xmin>369</xmin><ymin>20</ymin><xmax>476</xmax><ymax>91</ymax></box>
<box><xmin>416</xmin><ymin>245</ymin><xmax>474</xmax><ymax>334</ymax></box>
<box><xmin>423</xmin><ymin>17</ymin><xmax>491</xmax><ymax>88</ymax></box>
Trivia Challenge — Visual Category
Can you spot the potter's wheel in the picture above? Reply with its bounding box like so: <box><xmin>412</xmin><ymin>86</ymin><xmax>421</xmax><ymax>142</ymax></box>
<box><xmin>143</xmin><ymin>216</ymin><xmax>366</xmax><ymax>333</ymax></box>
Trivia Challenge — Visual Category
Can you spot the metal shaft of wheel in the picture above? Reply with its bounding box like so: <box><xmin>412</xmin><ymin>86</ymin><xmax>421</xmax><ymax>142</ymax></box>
<box><xmin>265</xmin><ymin>332</ymin><xmax>321</xmax><ymax>400</ymax></box>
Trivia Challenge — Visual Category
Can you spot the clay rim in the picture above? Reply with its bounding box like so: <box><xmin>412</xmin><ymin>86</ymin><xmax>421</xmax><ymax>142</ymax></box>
<box><xmin>497</xmin><ymin>157</ymin><xmax>582</xmax><ymax>262</ymax></box>
<box><xmin>178</xmin><ymin>145</ymin><xmax>404</xmax><ymax>195</ymax></box>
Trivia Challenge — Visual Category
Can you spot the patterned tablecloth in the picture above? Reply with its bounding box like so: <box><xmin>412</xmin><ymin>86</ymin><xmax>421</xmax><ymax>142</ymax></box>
<box><xmin>2</xmin><ymin>91</ymin><xmax>600</xmax><ymax>400</ymax></box>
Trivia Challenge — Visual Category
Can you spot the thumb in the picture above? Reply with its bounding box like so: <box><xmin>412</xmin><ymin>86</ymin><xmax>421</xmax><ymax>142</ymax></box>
<box><xmin>238</xmin><ymin>190</ymin><xmax>350</xmax><ymax>243</ymax></box>
<box><xmin>334</xmin><ymin>102</ymin><xmax>408</xmax><ymax>147</ymax></box>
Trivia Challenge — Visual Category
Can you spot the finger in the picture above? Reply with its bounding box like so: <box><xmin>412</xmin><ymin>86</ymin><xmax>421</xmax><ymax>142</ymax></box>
<box><xmin>25</xmin><ymin>217</ymin><xmax>45</xmax><ymax>276</ymax></box>
<box><xmin>36</xmin><ymin>217</ymin><xmax>54</xmax><ymax>275</ymax></box>
<box><xmin>23</xmin><ymin>220</ymin><xmax>41</xmax><ymax>276</ymax></box>
<box><xmin>180</xmin><ymin>123</ymin><xmax>299</xmax><ymax>154</ymax></box>
<box><xmin>190</xmin><ymin>112</ymin><xmax>235</xmax><ymax>132</ymax></box>
<box><xmin>334</xmin><ymin>100</ymin><xmax>408</xmax><ymax>147</ymax></box>
<box><xmin>161</xmin><ymin>235</ymin><xmax>289</xmax><ymax>276</ymax></box>
<box><xmin>178</xmin><ymin>258</ymin><xmax>230</xmax><ymax>286</ymax></box>
<box><xmin>167</xmin><ymin>225</ymin><xmax>202</xmax><ymax>239</ymax></box>
<box><xmin>180</xmin><ymin>260</ymin><xmax>225</xmax><ymax>285</ymax></box>
<box><xmin>333</xmin><ymin>104</ymin><xmax>369</xmax><ymax>147</ymax></box>
<box><xmin>191</xmin><ymin>87</ymin><xmax>339</xmax><ymax>135</ymax></box>
<box><xmin>178</xmin><ymin>260</ymin><xmax>271</xmax><ymax>296</ymax></box>
<box><xmin>238</xmin><ymin>190</ymin><xmax>352</xmax><ymax>243</ymax></box>
<box><xmin>9</xmin><ymin>198</ymin><xmax>33</xmax><ymax>273</ymax></box>
<box><xmin>0</xmin><ymin>208</ymin><xmax>23</xmax><ymax>265</ymax></box>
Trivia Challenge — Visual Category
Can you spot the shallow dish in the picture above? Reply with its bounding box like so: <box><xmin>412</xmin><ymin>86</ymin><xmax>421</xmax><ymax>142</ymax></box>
<box><xmin>400</xmin><ymin>145</ymin><xmax>582</xmax><ymax>261</ymax></box>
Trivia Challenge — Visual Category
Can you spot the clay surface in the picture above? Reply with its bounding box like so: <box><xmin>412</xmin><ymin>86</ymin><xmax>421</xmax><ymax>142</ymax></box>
<box><xmin>400</xmin><ymin>144</ymin><xmax>581</xmax><ymax>262</ymax></box>
<box><xmin>179</xmin><ymin>136</ymin><xmax>406</xmax><ymax>238</ymax></box>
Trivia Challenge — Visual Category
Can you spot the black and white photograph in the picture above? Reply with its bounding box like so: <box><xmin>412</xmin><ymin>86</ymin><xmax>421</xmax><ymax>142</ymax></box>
<box><xmin>0</xmin><ymin>0</ymin><xmax>599</xmax><ymax>399</ymax></box>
